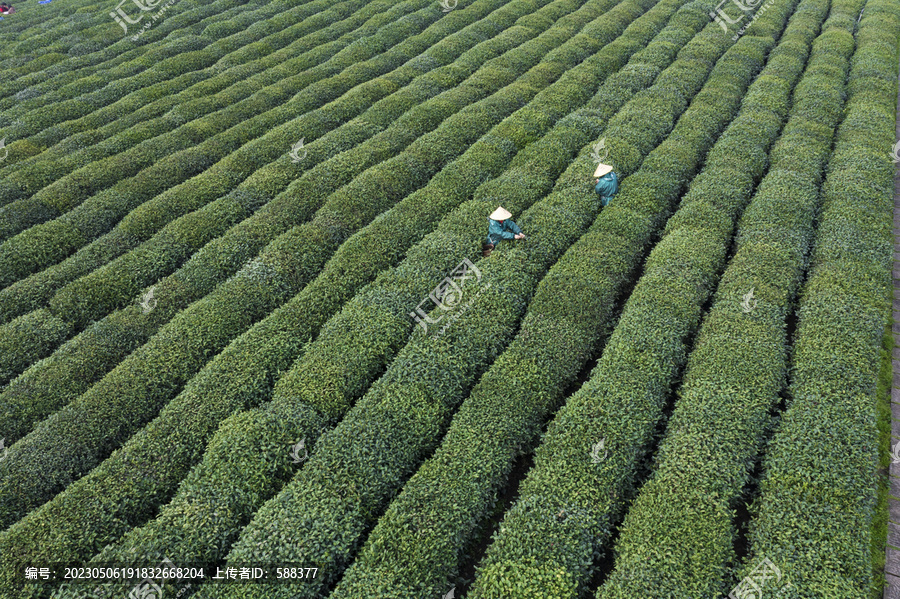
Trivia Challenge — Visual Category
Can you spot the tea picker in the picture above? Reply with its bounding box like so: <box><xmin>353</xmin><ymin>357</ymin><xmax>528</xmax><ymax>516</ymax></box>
<box><xmin>593</xmin><ymin>162</ymin><xmax>619</xmax><ymax>207</ymax></box>
<box><xmin>482</xmin><ymin>206</ymin><xmax>525</xmax><ymax>257</ymax></box>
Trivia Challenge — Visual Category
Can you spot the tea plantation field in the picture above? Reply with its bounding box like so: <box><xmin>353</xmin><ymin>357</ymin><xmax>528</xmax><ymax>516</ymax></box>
<box><xmin>0</xmin><ymin>0</ymin><xmax>898</xmax><ymax>596</ymax></box>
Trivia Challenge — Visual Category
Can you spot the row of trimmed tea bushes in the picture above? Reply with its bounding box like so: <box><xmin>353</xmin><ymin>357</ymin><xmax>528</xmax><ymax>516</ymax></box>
<box><xmin>277</xmin><ymin>0</ymin><xmax>712</xmax><ymax>452</ymax></box>
<box><xmin>64</xmin><ymin>2</ymin><xmax>684</xmax><ymax>594</ymax></box>
<box><xmin>0</xmin><ymin>0</ymin><xmax>246</xmax><ymax>63</ymax></box>
<box><xmin>0</xmin><ymin>0</ymin><xmax>252</xmax><ymax>106</ymax></box>
<box><xmin>0</xmin><ymin>0</ymin><xmax>536</xmax><ymax>444</ymax></box>
<box><xmin>0</xmin><ymin>0</ymin><xmax>251</xmax><ymax>113</ymax></box>
<box><xmin>0</xmin><ymin>1</ymin><xmax>129</xmax><ymax>56</ymax></box>
<box><xmin>0</xmin><ymin>6</ymin><xmax>102</xmax><ymax>61</ymax></box>
<box><xmin>200</xmin><ymin>145</ymin><xmax>609</xmax><ymax>599</ymax></box>
<box><xmin>0</xmin><ymin>311</ymin><xmax>70</xmax><ymax>387</ymax></box>
<box><xmin>0</xmin><ymin>3</ymin><xmax>445</xmax><ymax>385</ymax></box>
<box><xmin>0</xmin><ymin>0</ymin><xmax>230</xmax><ymax>90</ymax></box>
<box><xmin>594</xmin><ymin>3</ymin><xmax>862</xmax><ymax>597</ymax></box>
<box><xmin>13</xmin><ymin>0</ymin><xmax>535</xmax><ymax>332</ymax></box>
<box><xmin>195</xmin><ymin>14</ymin><xmax>755</xmax><ymax>599</ymax></box>
<box><xmin>0</xmin><ymin>2</ymin><xmax>607</xmax><ymax>589</ymax></box>
<box><xmin>0</xmin><ymin>0</ymin><xmax>376</xmax><ymax>225</ymax></box>
<box><xmin>466</xmin><ymin>0</ymin><xmax>826</xmax><ymax>593</ymax></box>
<box><xmin>0</xmin><ymin>0</ymin><xmax>520</xmax><ymax>386</ymax></box>
<box><xmin>0</xmin><ymin>8</ymin><xmax>124</xmax><ymax>63</ymax></box>
<box><xmin>0</xmin><ymin>2</ymin><xmax>453</xmax><ymax>317</ymax></box>
<box><xmin>736</xmin><ymin>0</ymin><xmax>900</xmax><ymax>594</ymax></box>
<box><xmin>335</xmin><ymin>11</ymin><xmax>794</xmax><ymax>599</ymax></box>
<box><xmin>0</xmin><ymin>0</ymin><xmax>381</xmax><ymax>192</ymax></box>
<box><xmin>0</xmin><ymin>2</ymin><xmax>444</xmax><ymax>289</ymax></box>
<box><xmin>0</xmin><ymin>0</ymin><xmax>302</xmax><ymax>97</ymax></box>
<box><xmin>0</xmin><ymin>0</ymin><xmax>546</xmax><ymax>463</ymax></box>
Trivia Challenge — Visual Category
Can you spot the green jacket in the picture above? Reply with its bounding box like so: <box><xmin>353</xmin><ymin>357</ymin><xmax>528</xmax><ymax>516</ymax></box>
<box><xmin>486</xmin><ymin>218</ymin><xmax>522</xmax><ymax>246</ymax></box>
<box><xmin>594</xmin><ymin>172</ymin><xmax>619</xmax><ymax>206</ymax></box>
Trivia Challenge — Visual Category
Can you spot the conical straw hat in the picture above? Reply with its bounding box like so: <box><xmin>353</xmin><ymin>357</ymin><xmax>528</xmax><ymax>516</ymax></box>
<box><xmin>594</xmin><ymin>163</ymin><xmax>614</xmax><ymax>178</ymax></box>
<box><xmin>489</xmin><ymin>206</ymin><xmax>512</xmax><ymax>221</ymax></box>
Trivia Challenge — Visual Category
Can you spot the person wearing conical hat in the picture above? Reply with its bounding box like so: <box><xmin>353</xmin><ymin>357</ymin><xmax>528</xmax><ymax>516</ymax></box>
<box><xmin>593</xmin><ymin>163</ymin><xmax>619</xmax><ymax>207</ymax></box>
<box><xmin>483</xmin><ymin>205</ymin><xmax>524</xmax><ymax>257</ymax></box>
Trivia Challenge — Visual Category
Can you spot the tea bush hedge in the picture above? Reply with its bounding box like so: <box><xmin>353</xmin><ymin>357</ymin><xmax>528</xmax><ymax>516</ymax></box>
<box><xmin>594</xmin><ymin>1</ymin><xmax>863</xmax><ymax>595</ymax></box>
<box><xmin>334</xmin><ymin>6</ymin><xmax>803</xmax><ymax>598</ymax></box>
<box><xmin>468</xmin><ymin>0</ymin><xmax>827</xmax><ymax>593</ymax></box>
<box><xmin>736</xmin><ymin>0</ymin><xmax>900</xmax><ymax>595</ymax></box>
<box><xmin>65</xmin><ymin>3</ymin><xmax>685</xmax><ymax>597</ymax></box>
<box><xmin>0</xmin><ymin>0</ymin><xmax>373</xmax><ymax>223</ymax></box>
<box><xmin>0</xmin><ymin>0</ymin><xmax>525</xmax><ymax>444</ymax></box>
<box><xmin>192</xmin><ymin>8</ymin><xmax>768</xmax><ymax>599</ymax></box>
<box><xmin>0</xmin><ymin>3</ymin><xmax>624</xmax><ymax>596</ymax></box>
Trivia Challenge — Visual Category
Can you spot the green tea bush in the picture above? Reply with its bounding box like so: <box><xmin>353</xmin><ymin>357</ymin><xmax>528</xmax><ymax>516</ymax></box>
<box><xmin>0</xmin><ymin>0</ymin><xmax>537</xmax><ymax>455</ymax></box>
<box><xmin>194</xmin><ymin>8</ymin><xmax>763</xmax><ymax>599</ymax></box>
<box><xmin>0</xmin><ymin>309</ymin><xmax>70</xmax><ymax>386</ymax></box>
<box><xmin>334</xmin><ymin>8</ymin><xmax>803</xmax><ymax>599</ymax></box>
<box><xmin>736</xmin><ymin>0</ymin><xmax>900</xmax><ymax>595</ymax></box>
<box><xmin>66</xmin><ymin>3</ymin><xmax>684</xmax><ymax>597</ymax></box>
<box><xmin>0</xmin><ymin>0</ymin><xmax>374</xmax><ymax>198</ymax></box>
<box><xmin>594</xmin><ymin>1</ymin><xmax>864</xmax><ymax>596</ymax></box>
<box><xmin>0</xmin><ymin>0</ymin><xmax>440</xmax><ymax>289</ymax></box>
<box><xmin>468</xmin><ymin>0</ymin><xmax>826</xmax><ymax>594</ymax></box>
<box><xmin>0</xmin><ymin>3</ymin><xmax>618</xmax><ymax>596</ymax></box>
